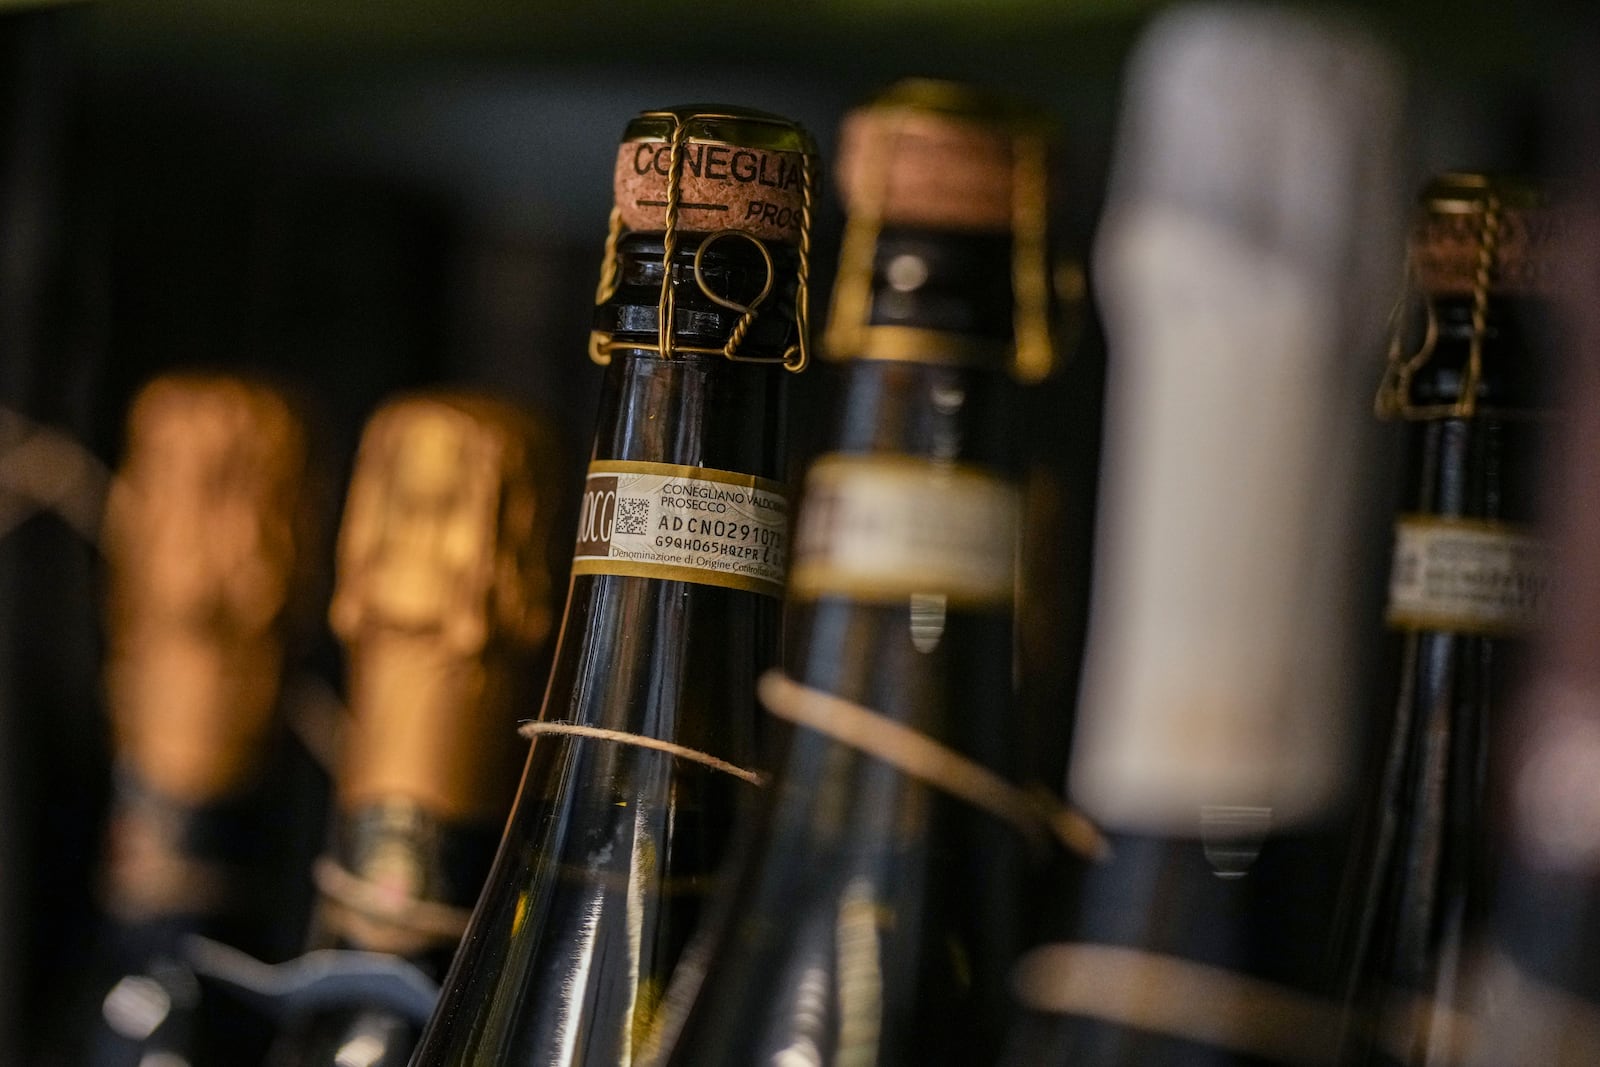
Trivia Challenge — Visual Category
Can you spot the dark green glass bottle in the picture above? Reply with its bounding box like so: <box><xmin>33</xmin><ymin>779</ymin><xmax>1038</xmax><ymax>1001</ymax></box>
<box><xmin>409</xmin><ymin>105</ymin><xmax>814</xmax><ymax>1066</ymax></box>
<box><xmin>1344</xmin><ymin>174</ymin><xmax>1553</xmax><ymax>1066</ymax></box>
<box><xmin>1457</xmin><ymin>115</ymin><xmax>1600</xmax><ymax>1065</ymax></box>
<box><xmin>642</xmin><ymin>79</ymin><xmax>1072</xmax><ymax>1067</ymax></box>
<box><xmin>265</xmin><ymin>391</ymin><xmax>559</xmax><ymax>1067</ymax></box>
<box><xmin>87</xmin><ymin>373</ymin><xmax>318</xmax><ymax>1067</ymax></box>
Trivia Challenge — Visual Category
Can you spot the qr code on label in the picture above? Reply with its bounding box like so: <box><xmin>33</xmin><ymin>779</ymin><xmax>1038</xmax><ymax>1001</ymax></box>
<box><xmin>615</xmin><ymin>496</ymin><xmax>650</xmax><ymax>536</ymax></box>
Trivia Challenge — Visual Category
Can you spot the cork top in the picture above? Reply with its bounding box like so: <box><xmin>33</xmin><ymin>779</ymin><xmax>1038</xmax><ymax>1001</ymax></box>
<box><xmin>1412</xmin><ymin>172</ymin><xmax>1560</xmax><ymax>299</ymax></box>
<box><xmin>613</xmin><ymin>104</ymin><xmax>816</xmax><ymax>245</ymax></box>
<box><xmin>835</xmin><ymin>78</ymin><xmax>1051</xmax><ymax>232</ymax></box>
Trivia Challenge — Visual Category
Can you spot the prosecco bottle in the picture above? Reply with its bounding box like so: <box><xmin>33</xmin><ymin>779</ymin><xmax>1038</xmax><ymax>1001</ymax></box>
<box><xmin>263</xmin><ymin>392</ymin><xmax>560</xmax><ymax>1067</ymax></box>
<box><xmin>640</xmin><ymin>78</ymin><xmax>1081</xmax><ymax>1067</ymax></box>
<box><xmin>1345</xmin><ymin>174</ymin><xmax>1554</xmax><ymax>1066</ymax></box>
<box><xmin>87</xmin><ymin>373</ymin><xmax>318</xmax><ymax>1066</ymax></box>
<box><xmin>409</xmin><ymin>104</ymin><xmax>814</xmax><ymax>1066</ymax></box>
<box><xmin>1001</xmin><ymin>8</ymin><xmax>1406</xmax><ymax>1065</ymax></box>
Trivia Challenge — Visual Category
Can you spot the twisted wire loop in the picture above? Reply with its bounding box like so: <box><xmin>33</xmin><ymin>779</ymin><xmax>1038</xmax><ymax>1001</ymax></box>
<box><xmin>723</xmin><ymin>295</ymin><xmax>758</xmax><ymax>356</ymax></box>
<box><xmin>692</xmin><ymin>229</ymin><xmax>776</xmax><ymax>365</ymax></box>
<box><xmin>1375</xmin><ymin>194</ymin><xmax>1508</xmax><ymax>422</ymax></box>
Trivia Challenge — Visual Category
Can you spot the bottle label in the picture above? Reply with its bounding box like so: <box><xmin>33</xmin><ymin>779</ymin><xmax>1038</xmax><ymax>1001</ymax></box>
<box><xmin>572</xmin><ymin>460</ymin><xmax>788</xmax><ymax>596</ymax></box>
<box><xmin>1387</xmin><ymin>515</ymin><xmax>1545</xmax><ymax>636</ymax></box>
<box><xmin>790</xmin><ymin>454</ymin><xmax>1018</xmax><ymax>606</ymax></box>
<box><xmin>614</xmin><ymin>140</ymin><xmax>809</xmax><ymax>244</ymax></box>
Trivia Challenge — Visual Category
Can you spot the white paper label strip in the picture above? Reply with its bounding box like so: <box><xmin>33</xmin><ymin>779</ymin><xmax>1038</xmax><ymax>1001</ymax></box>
<box><xmin>1387</xmin><ymin>515</ymin><xmax>1544</xmax><ymax>636</ymax></box>
<box><xmin>790</xmin><ymin>454</ymin><xmax>1019</xmax><ymax>607</ymax></box>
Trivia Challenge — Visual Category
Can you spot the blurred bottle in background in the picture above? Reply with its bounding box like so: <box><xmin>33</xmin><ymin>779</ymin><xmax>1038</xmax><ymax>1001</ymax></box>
<box><xmin>81</xmin><ymin>373</ymin><xmax>321</xmax><ymax>1066</ymax></box>
<box><xmin>1344</xmin><ymin>173</ymin><xmax>1556</xmax><ymax>1065</ymax></box>
<box><xmin>411</xmin><ymin>103</ymin><xmax>813</xmax><ymax>1066</ymax></box>
<box><xmin>1002</xmin><ymin>5</ymin><xmax>1406</xmax><ymax>1064</ymax></box>
<box><xmin>251</xmin><ymin>390</ymin><xmax>559</xmax><ymax>1067</ymax></box>
<box><xmin>1463</xmin><ymin>35</ymin><xmax>1600</xmax><ymax>1066</ymax></box>
<box><xmin>643</xmin><ymin>77</ymin><xmax>1096</xmax><ymax>1067</ymax></box>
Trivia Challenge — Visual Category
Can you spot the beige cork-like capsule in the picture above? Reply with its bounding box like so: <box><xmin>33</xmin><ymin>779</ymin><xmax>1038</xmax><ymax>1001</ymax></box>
<box><xmin>613</xmin><ymin>105</ymin><xmax>815</xmax><ymax>246</ymax></box>
<box><xmin>1412</xmin><ymin>173</ymin><xmax>1563</xmax><ymax>299</ymax></box>
<box><xmin>330</xmin><ymin>391</ymin><xmax>559</xmax><ymax>824</ymax></box>
<box><xmin>835</xmin><ymin>78</ymin><xmax>1049</xmax><ymax>233</ymax></box>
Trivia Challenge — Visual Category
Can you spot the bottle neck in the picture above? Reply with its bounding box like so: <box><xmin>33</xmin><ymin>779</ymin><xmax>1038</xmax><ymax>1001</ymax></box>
<box><xmin>323</xmin><ymin>795</ymin><xmax>498</xmax><ymax>963</ymax></box>
<box><xmin>101</xmin><ymin>770</ymin><xmax>272</xmax><ymax>924</ymax></box>
<box><xmin>100</xmin><ymin>630</ymin><xmax>287</xmax><ymax>923</ymax></box>
<box><xmin>789</xmin><ymin>224</ymin><xmax>1023</xmax><ymax>769</ymax></box>
<box><xmin>337</xmin><ymin>636</ymin><xmax>523</xmax><ymax>826</ymax></box>
<box><xmin>597</xmin><ymin>231</ymin><xmax>801</xmax><ymax>361</ymax></box>
<box><xmin>321</xmin><ymin>637</ymin><xmax>520</xmax><ymax>951</ymax></box>
<box><xmin>1403</xmin><ymin>295</ymin><xmax>1549</xmax><ymax>413</ymax></box>
<box><xmin>833</xmin><ymin>224</ymin><xmax>1023</xmax><ymax>371</ymax></box>
<box><xmin>865</xmin><ymin>227</ymin><xmax>1017</xmax><ymax>343</ymax></box>
<box><xmin>105</xmin><ymin>629</ymin><xmax>283</xmax><ymax>805</ymax></box>
<box><xmin>588</xmin><ymin>347</ymin><xmax>786</xmax><ymax>475</ymax></box>
<box><xmin>822</xmin><ymin>357</ymin><xmax>1018</xmax><ymax>467</ymax></box>
<box><xmin>531</xmin><ymin>342</ymin><xmax>787</xmax><ymax>773</ymax></box>
<box><xmin>1397</xmin><ymin>410</ymin><xmax>1543</xmax><ymax>525</ymax></box>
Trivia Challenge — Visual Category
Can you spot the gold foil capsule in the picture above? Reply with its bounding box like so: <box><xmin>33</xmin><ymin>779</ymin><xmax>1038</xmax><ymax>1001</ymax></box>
<box><xmin>329</xmin><ymin>391</ymin><xmax>559</xmax><ymax>824</ymax></box>
<box><xmin>101</xmin><ymin>373</ymin><xmax>311</xmax><ymax>806</ymax></box>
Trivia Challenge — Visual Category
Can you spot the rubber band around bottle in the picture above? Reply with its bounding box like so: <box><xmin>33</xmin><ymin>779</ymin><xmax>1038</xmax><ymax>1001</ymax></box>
<box><xmin>1010</xmin><ymin>943</ymin><xmax>1345</xmax><ymax>1065</ymax></box>
<box><xmin>517</xmin><ymin>721</ymin><xmax>766</xmax><ymax>786</ymax></box>
<box><xmin>756</xmin><ymin>670</ymin><xmax>1109</xmax><ymax>862</ymax></box>
<box><xmin>313</xmin><ymin>857</ymin><xmax>474</xmax><ymax>949</ymax></box>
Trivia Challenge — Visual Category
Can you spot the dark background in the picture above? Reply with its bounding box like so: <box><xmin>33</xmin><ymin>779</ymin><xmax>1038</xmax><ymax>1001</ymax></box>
<box><xmin>0</xmin><ymin>0</ymin><xmax>1582</xmax><ymax>1061</ymax></box>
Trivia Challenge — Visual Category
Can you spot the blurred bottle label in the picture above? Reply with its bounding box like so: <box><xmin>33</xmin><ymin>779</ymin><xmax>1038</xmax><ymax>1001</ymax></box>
<box><xmin>572</xmin><ymin>460</ymin><xmax>788</xmax><ymax>596</ymax></box>
<box><xmin>1387</xmin><ymin>515</ymin><xmax>1545</xmax><ymax>636</ymax></box>
<box><xmin>790</xmin><ymin>454</ymin><xmax>1018</xmax><ymax>607</ymax></box>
